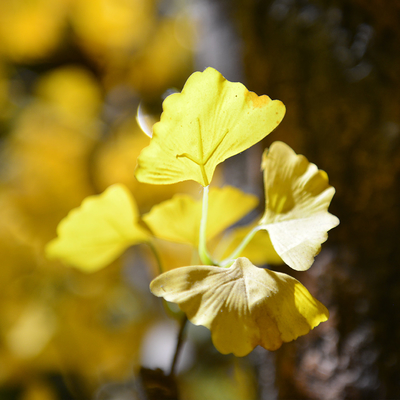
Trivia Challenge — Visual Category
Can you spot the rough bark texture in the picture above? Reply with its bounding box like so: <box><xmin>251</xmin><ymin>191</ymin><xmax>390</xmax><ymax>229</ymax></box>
<box><xmin>222</xmin><ymin>0</ymin><xmax>400</xmax><ymax>398</ymax></box>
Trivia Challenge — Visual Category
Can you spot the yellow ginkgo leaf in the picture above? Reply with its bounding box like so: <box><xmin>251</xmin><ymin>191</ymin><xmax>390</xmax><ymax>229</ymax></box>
<box><xmin>46</xmin><ymin>184</ymin><xmax>149</xmax><ymax>272</ymax></box>
<box><xmin>135</xmin><ymin>67</ymin><xmax>286</xmax><ymax>186</ymax></box>
<box><xmin>259</xmin><ymin>141</ymin><xmax>339</xmax><ymax>271</ymax></box>
<box><xmin>142</xmin><ymin>186</ymin><xmax>258</xmax><ymax>246</ymax></box>
<box><xmin>150</xmin><ymin>257</ymin><xmax>328</xmax><ymax>356</ymax></box>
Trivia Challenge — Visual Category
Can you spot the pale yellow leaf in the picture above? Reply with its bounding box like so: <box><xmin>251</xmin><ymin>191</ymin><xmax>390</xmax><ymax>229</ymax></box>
<box><xmin>150</xmin><ymin>257</ymin><xmax>329</xmax><ymax>356</ymax></box>
<box><xmin>259</xmin><ymin>142</ymin><xmax>339</xmax><ymax>271</ymax></box>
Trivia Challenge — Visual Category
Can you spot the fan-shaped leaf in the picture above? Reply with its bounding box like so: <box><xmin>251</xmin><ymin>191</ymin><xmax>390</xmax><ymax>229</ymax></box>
<box><xmin>150</xmin><ymin>257</ymin><xmax>328</xmax><ymax>356</ymax></box>
<box><xmin>46</xmin><ymin>184</ymin><xmax>149</xmax><ymax>272</ymax></box>
<box><xmin>135</xmin><ymin>67</ymin><xmax>285</xmax><ymax>186</ymax></box>
<box><xmin>259</xmin><ymin>142</ymin><xmax>339</xmax><ymax>271</ymax></box>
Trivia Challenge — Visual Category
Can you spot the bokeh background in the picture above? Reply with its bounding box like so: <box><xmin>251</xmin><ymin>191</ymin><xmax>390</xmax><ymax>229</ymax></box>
<box><xmin>0</xmin><ymin>0</ymin><xmax>399</xmax><ymax>399</ymax></box>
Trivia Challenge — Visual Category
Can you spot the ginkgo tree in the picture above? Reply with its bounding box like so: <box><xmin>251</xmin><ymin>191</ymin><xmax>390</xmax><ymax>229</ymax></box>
<box><xmin>46</xmin><ymin>67</ymin><xmax>339</xmax><ymax>364</ymax></box>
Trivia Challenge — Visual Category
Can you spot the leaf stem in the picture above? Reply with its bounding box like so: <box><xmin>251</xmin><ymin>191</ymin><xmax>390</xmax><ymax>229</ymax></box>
<box><xmin>220</xmin><ymin>225</ymin><xmax>263</xmax><ymax>267</ymax></box>
<box><xmin>198</xmin><ymin>185</ymin><xmax>217</xmax><ymax>265</ymax></box>
<box><xmin>169</xmin><ymin>315</ymin><xmax>188</xmax><ymax>376</ymax></box>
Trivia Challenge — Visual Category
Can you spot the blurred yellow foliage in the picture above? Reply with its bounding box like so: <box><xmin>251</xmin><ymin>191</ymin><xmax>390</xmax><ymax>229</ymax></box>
<box><xmin>35</xmin><ymin>66</ymin><xmax>102</xmax><ymax>122</ymax></box>
<box><xmin>127</xmin><ymin>17</ymin><xmax>194</xmax><ymax>95</ymax></box>
<box><xmin>143</xmin><ymin>186</ymin><xmax>258</xmax><ymax>246</ymax></box>
<box><xmin>0</xmin><ymin>12</ymin><xmax>196</xmax><ymax>388</ymax></box>
<box><xmin>2</xmin><ymin>67</ymin><xmax>102</xmax><ymax>223</ymax></box>
<box><xmin>0</xmin><ymin>0</ymin><xmax>67</xmax><ymax>62</ymax></box>
<box><xmin>70</xmin><ymin>0</ymin><xmax>155</xmax><ymax>57</ymax></box>
<box><xmin>46</xmin><ymin>184</ymin><xmax>150</xmax><ymax>272</ymax></box>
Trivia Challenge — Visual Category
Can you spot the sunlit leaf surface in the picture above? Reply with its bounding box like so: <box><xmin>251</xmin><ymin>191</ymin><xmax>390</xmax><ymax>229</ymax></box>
<box><xmin>135</xmin><ymin>67</ymin><xmax>285</xmax><ymax>186</ymax></box>
<box><xmin>151</xmin><ymin>257</ymin><xmax>328</xmax><ymax>356</ymax></box>
<box><xmin>46</xmin><ymin>184</ymin><xmax>149</xmax><ymax>272</ymax></box>
<box><xmin>259</xmin><ymin>141</ymin><xmax>339</xmax><ymax>271</ymax></box>
<box><xmin>143</xmin><ymin>186</ymin><xmax>258</xmax><ymax>246</ymax></box>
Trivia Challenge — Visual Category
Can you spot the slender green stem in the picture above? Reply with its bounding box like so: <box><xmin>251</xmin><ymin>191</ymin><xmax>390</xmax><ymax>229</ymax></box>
<box><xmin>198</xmin><ymin>185</ymin><xmax>216</xmax><ymax>265</ymax></box>
<box><xmin>169</xmin><ymin>315</ymin><xmax>188</xmax><ymax>376</ymax></box>
<box><xmin>220</xmin><ymin>225</ymin><xmax>263</xmax><ymax>267</ymax></box>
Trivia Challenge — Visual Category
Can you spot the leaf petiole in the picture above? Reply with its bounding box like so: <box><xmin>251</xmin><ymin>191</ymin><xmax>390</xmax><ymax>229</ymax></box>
<box><xmin>198</xmin><ymin>185</ymin><xmax>218</xmax><ymax>265</ymax></box>
<box><xmin>219</xmin><ymin>225</ymin><xmax>263</xmax><ymax>267</ymax></box>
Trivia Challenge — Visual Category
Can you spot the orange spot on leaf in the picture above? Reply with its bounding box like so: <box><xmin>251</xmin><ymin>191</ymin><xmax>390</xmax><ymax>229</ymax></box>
<box><xmin>248</xmin><ymin>91</ymin><xmax>271</xmax><ymax>108</ymax></box>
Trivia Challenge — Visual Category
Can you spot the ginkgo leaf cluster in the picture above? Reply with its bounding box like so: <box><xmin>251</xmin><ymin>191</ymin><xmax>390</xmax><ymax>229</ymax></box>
<box><xmin>46</xmin><ymin>67</ymin><xmax>339</xmax><ymax>357</ymax></box>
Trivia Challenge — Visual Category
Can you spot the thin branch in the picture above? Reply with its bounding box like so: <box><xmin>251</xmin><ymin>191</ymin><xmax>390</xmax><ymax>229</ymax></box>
<box><xmin>169</xmin><ymin>315</ymin><xmax>188</xmax><ymax>377</ymax></box>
